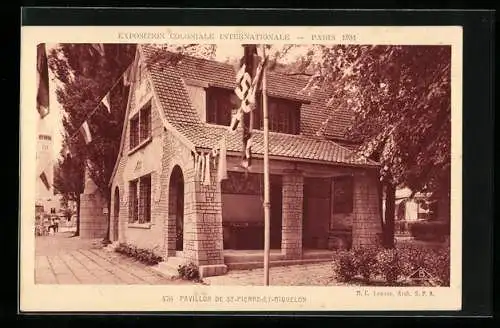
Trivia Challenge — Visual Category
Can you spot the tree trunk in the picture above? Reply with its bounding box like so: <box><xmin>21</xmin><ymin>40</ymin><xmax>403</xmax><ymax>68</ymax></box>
<box><xmin>75</xmin><ymin>194</ymin><xmax>81</xmax><ymax>237</ymax></box>
<box><xmin>383</xmin><ymin>183</ymin><xmax>396</xmax><ymax>248</ymax></box>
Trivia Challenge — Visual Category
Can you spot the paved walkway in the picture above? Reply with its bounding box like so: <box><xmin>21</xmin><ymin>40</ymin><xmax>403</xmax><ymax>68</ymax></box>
<box><xmin>204</xmin><ymin>262</ymin><xmax>343</xmax><ymax>286</ymax></box>
<box><xmin>35</xmin><ymin>232</ymin><xmax>184</xmax><ymax>285</ymax></box>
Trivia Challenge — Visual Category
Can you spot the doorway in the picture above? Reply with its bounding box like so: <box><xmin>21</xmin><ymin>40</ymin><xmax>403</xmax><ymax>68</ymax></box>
<box><xmin>270</xmin><ymin>176</ymin><xmax>282</xmax><ymax>249</ymax></box>
<box><xmin>113</xmin><ymin>187</ymin><xmax>120</xmax><ymax>241</ymax></box>
<box><xmin>168</xmin><ymin>165</ymin><xmax>184</xmax><ymax>251</ymax></box>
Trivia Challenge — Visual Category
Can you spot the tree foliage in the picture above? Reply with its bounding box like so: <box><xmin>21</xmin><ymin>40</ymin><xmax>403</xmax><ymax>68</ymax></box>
<box><xmin>48</xmin><ymin>44</ymin><xmax>136</xmax><ymax>200</ymax></box>
<box><xmin>292</xmin><ymin>45</ymin><xmax>451</xmax><ymax>198</ymax></box>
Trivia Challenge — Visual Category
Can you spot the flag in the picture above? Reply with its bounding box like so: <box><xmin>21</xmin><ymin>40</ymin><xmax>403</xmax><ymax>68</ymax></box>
<box><xmin>241</xmin><ymin>137</ymin><xmax>253</xmax><ymax>169</ymax></box>
<box><xmin>229</xmin><ymin>107</ymin><xmax>243</xmax><ymax>132</ymax></box>
<box><xmin>102</xmin><ymin>92</ymin><xmax>111</xmax><ymax>113</ymax></box>
<box><xmin>79</xmin><ymin>121</ymin><xmax>92</xmax><ymax>144</ymax></box>
<box><xmin>39</xmin><ymin>171</ymin><xmax>50</xmax><ymax>191</ymax></box>
<box><xmin>218</xmin><ymin>135</ymin><xmax>228</xmax><ymax>182</ymax></box>
<box><xmin>240</xmin><ymin>45</ymin><xmax>258</xmax><ymax>169</ymax></box>
<box><xmin>123</xmin><ymin>66</ymin><xmax>132</xmax><ymax>86</ymax></box>
<box><xmin>36</xmin><ymin>43</ymin><xmax>50</xmax><ymax>119</ymax></box>
<box><xmin>199</xmin><ymin>153</ymin><xmax>205</xmax><ymax>183</ymax></box>
<box><xmin>194</xmin><ymin>152</ymin><xmax>200</xmax><ymax>178</ymax></box>
<box><xmin>203</xmin><ymin>153</ymin><xmax>211</xmax><ymax>186</ymax></box>
<box><xmin>91</xmin><ymin>43</ymin><xmax>105</xmax><ymax>56</ymax></box>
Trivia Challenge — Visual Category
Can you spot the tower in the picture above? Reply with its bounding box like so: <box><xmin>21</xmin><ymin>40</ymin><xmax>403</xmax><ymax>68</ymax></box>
<box><xmin>36</xmin><ymin>116</ymin><xmax>55</xmax><ymax>212</ymax></box>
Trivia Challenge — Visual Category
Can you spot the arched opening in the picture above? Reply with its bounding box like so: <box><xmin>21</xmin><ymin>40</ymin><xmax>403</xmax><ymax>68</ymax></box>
<box><xmin>113</xmin><ymin>187</ymin><xmax>120</xmax><ymax>241</ymax></box>
<box><xmin>169</xmin><ymin>165</ymin><xmax>184</xmax><ymax>251</ymax></box>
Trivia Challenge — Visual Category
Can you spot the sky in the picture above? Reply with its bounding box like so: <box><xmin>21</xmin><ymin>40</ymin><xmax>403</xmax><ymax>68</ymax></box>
<box><xmin>44</xmin><ymin>44</ymin><xmax>310</xmax><ymax>158</ymax></box>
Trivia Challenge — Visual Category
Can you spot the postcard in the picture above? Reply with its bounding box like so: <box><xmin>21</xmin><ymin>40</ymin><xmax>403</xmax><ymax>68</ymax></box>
<box><xmin>20</xmin><ymin>25</ymin><xmax>462</xmax><ymax>312</ymax></box>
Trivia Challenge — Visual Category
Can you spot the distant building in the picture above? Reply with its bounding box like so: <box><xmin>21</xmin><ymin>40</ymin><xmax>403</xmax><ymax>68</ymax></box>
<box><xmin>36</xmin><ymin>116</ymin><xmax>62</xmax><ymax>214</ymax></box>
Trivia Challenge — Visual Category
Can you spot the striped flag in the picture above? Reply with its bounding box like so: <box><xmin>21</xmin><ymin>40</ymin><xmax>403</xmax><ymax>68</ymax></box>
<box><xmin>79</xmin><ymin>121</ymin><xmax>92</xmax><ymax>144</ymax></box>
<box><xmin>39</xmin><ymin>171</ymin><xmax>50</xmax><ymax>190</ymax></box>
<box><xmin>102</xmin><ymin>92</ymin><xmax>111</xmax><ymax>113</ymax></box>
<box><xmin>36</xmin><ymin>43</ymin><xmax>50</xmax><ymax>119</ymax></box>
<box><xmin>240</xmin><ymin>45</ymin><xmax>258</xmax><ymax>169</ymax></box>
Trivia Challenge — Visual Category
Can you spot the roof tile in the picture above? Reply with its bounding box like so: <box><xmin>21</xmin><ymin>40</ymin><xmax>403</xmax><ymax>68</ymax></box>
<box><xmin>140</xmin><ymin>45</ymin><xmax>377</xmax><ymax>167</ymax></box>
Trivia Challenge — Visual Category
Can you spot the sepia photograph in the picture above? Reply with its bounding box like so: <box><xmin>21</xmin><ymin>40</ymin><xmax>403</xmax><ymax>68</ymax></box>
<box><xmin>21</xmin><ymin>25</ymin><xmax>464</xmax><ymax>312</ymax></box>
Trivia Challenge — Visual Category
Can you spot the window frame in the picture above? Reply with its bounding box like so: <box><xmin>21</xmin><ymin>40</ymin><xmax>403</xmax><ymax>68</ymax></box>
<box><xmin>205</xmin><ymin>87</ymin><xmax>234</xmax><ymax>126</ymax></box>
<box><xmin>129</xmin><ymin>100</ymin><xmax>152</xmax><ymax>151</ymax></box>
<box><xmin>128</xmin><ymin>174</ymin><xmax>152</xmax><ymax>225</ymax></box>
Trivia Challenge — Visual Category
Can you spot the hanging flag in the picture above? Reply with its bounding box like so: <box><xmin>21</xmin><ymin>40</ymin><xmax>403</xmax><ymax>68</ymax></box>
<box><xmin>198</xmin><ymin>153</ymin><xmax>205</xmax><ymax>181</ymax></box>
<box><xmin>194</xmin><ymin>152</ymin><xmax>200</xmax><ymax>179</ymax></box>
<box><xmin>241</xmin><ymin>137</ymin><xmax>253</xmax><ymax>169</ymax></box>
<box><xmin>240</xmin><ymin>45</ymin><xmax>258</xmax><ymax>169</ymax></box>
<box><xmin>229</xmin><ymin>107</ymin><xmax>243</xmax><ymax>132</ymax></box>
<box><xmin>39</xmin><ymin>171</ymin><xmax>50</xmax><ymax>191</ymax></box>
<box><xmin>218</xmin><ymin>135</ymin><xmax>228</xmax><ymax>182</ymax></box>
<box><xmin>102</xmin><ymin>92</ymin><xmax>111</xmax><ymax>113</ymax></box>
<box><xmin>203</xmin><ymin>153</ymin><xmax>211</xmax><ymax>186</ymax></box>
<box><xmin>79</xmin><ymin>121</ymin><xmax>92</xmax><ymax>144</ymax></box>
<box><xmin>36</xmin><ymin>43</ymin><xmax>50</xmax><ymax>119</ymax></box>
<box><xmin>91</xmin><ymin>43</ymin><xmax>105</xmax><ymax>56</ymax></box>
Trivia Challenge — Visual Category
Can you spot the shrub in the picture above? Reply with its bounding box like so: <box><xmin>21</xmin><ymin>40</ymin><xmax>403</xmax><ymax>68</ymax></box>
<box><xmin>409</xmin><ymin>220</ymin><xmax>449</xmax><ymax>242</ymax></box>
<box><xmin>333</xmin><ymin>250</ymin><xmax>358</xmax><ymax>282</ymax></box>
<box><xmin>353</xmin><ymin>247</ymin><xmax>378</xmax><ymax>281</ymax></box>
<box><xmin>376</xmin><ymin>248</ymin><xmax>401</xmax><ymax>283</ymax></box>
<box><xmin>333</xmin><ymin>244</ymin><xmax>450</xmax><ymax>286</ymax></box>
<box><xmin>115</xmin><ymin>243</ymin><xmax>163</xmax><ymax>265</ymax></box>
<box><xmin>178</xmin><ymin>262</ymin><xmax>201</xmax><ymax>281</ymax></box>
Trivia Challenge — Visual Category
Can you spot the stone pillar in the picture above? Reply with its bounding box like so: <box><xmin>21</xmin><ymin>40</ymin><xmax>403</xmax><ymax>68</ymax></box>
<box><xmin>187</xmin><ymin>164</ymin><xmax>227</xmax><ymax>277</ymax></box>
<box><xmin>79</xmin><ymin>164</ymin><xmax>108</xmax><ymax>239</ymax></box>
<box><xmin>281</xmin><ymin>174</ymin><xmax>304</xmax><ymax>259</ymax></box>
<box><xmin>352</xmin><ymin>171</ymin><xmax>383</xmax><ymax>248</ymax></box>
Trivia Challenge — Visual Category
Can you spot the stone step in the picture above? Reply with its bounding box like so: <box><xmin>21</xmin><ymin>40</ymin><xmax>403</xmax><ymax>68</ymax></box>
<box><xmin>152</xmin><ymin>261</ymin><xmax>181</xmax><ymax>279</ymax></box>
<box><xmin>226</xmin><ymin>258</ymin><xmax>331</xmax><ymax>271</ymax></box>
<box><xmin>224</xmin><ymin>253</ymin><xmax>285</xmax><ymax>264</ymax></box>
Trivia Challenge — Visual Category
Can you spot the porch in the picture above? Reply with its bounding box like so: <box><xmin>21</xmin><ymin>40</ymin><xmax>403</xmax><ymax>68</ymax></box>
<box><xmin>223</xmin><ymin>249</ymin><xmax>335</xmax><ymax>270</ymax></box>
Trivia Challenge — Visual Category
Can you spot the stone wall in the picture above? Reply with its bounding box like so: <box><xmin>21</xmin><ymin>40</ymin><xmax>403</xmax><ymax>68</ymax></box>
<box><xmin>281</xmin><ymin>174</ymin><xmax>304</xmax><ymax>259</ymax></box>
<box><xmin>351</xmin><ymin>171</ymin><xmax>383</xmax><ymax>248</ymax></box>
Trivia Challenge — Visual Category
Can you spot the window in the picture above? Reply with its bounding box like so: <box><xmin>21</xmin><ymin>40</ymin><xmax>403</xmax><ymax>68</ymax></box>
<box><xmin>206</xmin><ymin>87</ymin><xmax>233</xmax><ymax>126</ymax></box>
<box><xmin>253</xmin><ymin>96</ymin><xmax>301</xmax><ymax>135</ymax></box>
<box><xmin>128</xmin><ymin>174</ymin><xmax>152</xmax><ymax>224</ymax></box>
<box><xmin>332</xmin><ymin>176</ymin><xmax>354</xmax><ymax>214</ymax></box>
<box><xmin>129</xmin><ymin>116</ymin><xmax>139</xmax><ymax>149</ymax></box>
<box><xmin>140</xmin><ymin>103</ymin><xmax>151</xmax><ymax>140</ymax></box>
<box><xmin>206</xmin><ymin>88</ymin><xmax>301</xmax><ymax>135</ymax></box>
<box><xmin>128</xmin><ymin>180</ymin><xmax>138</xmax><ymax>222</ymax></box>
<box><xmin>129</xmin><ymin>101</ymin><xmax>152</xmax><ymax>150</ymax></box>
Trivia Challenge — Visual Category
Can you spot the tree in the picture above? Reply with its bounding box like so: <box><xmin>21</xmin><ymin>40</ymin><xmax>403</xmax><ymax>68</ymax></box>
<box><xmin>288</xmin><ymin>45</ymin><xmax>451</xmax><ymax>247</ymax></box>
<box><xmin>49</xmin><ymin>44</ymin><xmax>136</xmax><ymax>240</ymax></box>
<box><xmin>53</xmin><ymin>150</ymin><xmax>84</xmax><ymax>235</ymax></box>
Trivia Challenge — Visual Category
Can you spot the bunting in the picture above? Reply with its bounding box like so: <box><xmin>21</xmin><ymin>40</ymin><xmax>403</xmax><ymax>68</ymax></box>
<box><xmin>217</xmin><ymin>135</ymin><xmax>228</xmax><ymax>182</ymax></box>
<box><xmin>36</xmin><ymin>43</ymin><xmax>50</xmax><ymax>119</ymax></box>
<box><xmin>102</xmin><ymin>92</ymin><xmax>111</xmax><ymax>113</ymax></box>
<box><xmin>79</xmin><ymin>121</ymin><xmax>92</xmax><ymax>144</ymax></box>
<box><xmin>203</xmin><ymin>153</ymin><xmax>211</xmax><ymax>186</ymax></box>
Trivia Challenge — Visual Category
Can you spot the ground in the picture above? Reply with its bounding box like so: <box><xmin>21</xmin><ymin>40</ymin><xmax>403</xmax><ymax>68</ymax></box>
<box><xmin>35</xmin><ymin>232</ymin><xmax>188</xmax><ymax>285</ymax></box>
<box><xmin>34</xmin><ymin>232</ymin><xmax>448</xmax><ymax>286</ymax></box>
<box><xmin>204</xmin><ymin>262</ymin><xmax>346</xmax><ymax>286</ymax></box>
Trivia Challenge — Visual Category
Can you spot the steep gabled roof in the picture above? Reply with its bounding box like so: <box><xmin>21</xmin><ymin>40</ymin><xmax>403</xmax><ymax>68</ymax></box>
<box><xmin>139</xmin><ymin>45</ymin><xmax>377</xmax><ymax>167</ymax></box>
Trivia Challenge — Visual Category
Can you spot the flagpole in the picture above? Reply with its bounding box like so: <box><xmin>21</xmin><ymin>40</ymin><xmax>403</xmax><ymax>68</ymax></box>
<box><xmin>262</xmin><ymin>45</ymin><xmax>271</xmax><ymax>286</ymax></box>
